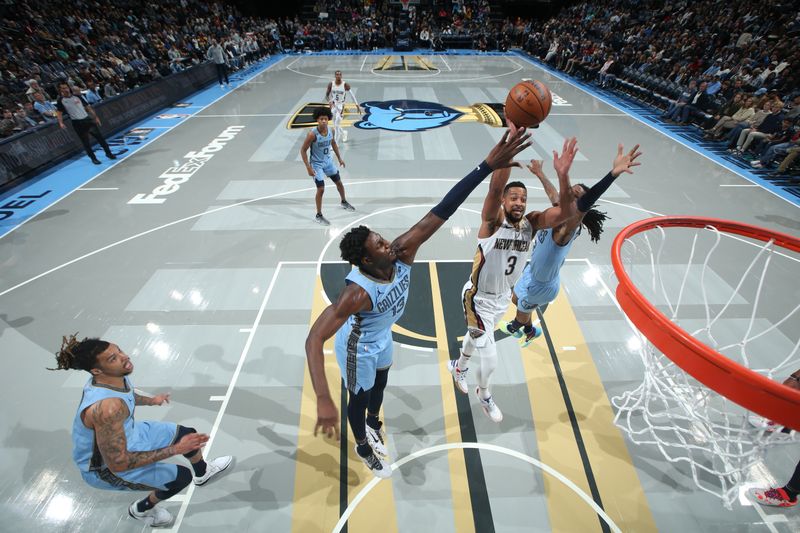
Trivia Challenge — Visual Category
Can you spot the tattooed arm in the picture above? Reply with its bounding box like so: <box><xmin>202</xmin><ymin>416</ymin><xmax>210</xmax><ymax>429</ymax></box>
<box><xmin>89</xmin><ymin>398</ymin><xmax>206</xmax><ymax>472</ymax></box>
<box><xmin>133</xmin><ymin>391</ymin><xmax>170</xmax><ymax>406</ymax></box>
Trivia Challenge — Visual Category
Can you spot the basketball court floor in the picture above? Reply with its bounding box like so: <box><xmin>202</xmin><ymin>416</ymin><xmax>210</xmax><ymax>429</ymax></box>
<box><xmin>0</xmin><ymin>52</ymin><xmax>798</xmax><ymax>532</ymax></box>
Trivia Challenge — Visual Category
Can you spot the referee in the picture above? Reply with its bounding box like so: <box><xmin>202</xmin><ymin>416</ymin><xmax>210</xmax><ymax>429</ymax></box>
<box><xmin>56</xmin><ymin>83</ymin><xmax>117</xmax><ymax>165</ymax></box>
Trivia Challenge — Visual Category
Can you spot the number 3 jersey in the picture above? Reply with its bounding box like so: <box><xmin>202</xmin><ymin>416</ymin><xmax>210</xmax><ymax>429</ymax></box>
<box><xmin>464</xmin><ymin>219</ymin><xmax>533</xmax><ymax>302</ymax></box>
<box><xmin>335</xmin><ymin>260</ymin><xmax>412</xmax><ymax>350</ymax></box>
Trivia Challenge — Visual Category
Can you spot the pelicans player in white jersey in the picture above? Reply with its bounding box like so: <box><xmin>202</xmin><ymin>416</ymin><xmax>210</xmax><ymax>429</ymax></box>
<box><xmin>449</xmin><ymin>137</ymin><xmax>581</xmax><ymax>422</ymax></box>
<box><xmin>325</xmin><ymin>70</ymin><xmax>360</xmax><ymax>143</ymax></box>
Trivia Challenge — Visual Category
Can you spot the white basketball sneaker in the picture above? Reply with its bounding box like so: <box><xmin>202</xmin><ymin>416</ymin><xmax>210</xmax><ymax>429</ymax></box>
<box><xmin>366</xmin><ymin>421</ymin><xmax>390</xmax><ymax>458</ymax></box>
<box><xmin>477</xmin><ymin>387</ymin><xmax>503</xmax><ymax>423</ymax></box>
<box><xmin>355</xmin><ymin>444</ymin><xmax>392</xmax><ymax>479</ymax></box>
<box><xmin>447</xmin><ymin>359</ymin><xmax>469</xmax><ymax>394</ymax></box>
<box><xmin>194</xmin><ymin>456</ymin><xmax>233</xmax><ymax>486</ymax></box>
<box><xmin>128</xmin><ymin>502</ymin><xmax>173</xmax><ymax>528</ymax></box>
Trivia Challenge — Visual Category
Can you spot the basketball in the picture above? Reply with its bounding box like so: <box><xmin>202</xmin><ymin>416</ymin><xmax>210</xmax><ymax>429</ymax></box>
<box><xmin>504</xmin><ymin>80</ymin><xmax>553</xmax><ymax>128</ymax></box>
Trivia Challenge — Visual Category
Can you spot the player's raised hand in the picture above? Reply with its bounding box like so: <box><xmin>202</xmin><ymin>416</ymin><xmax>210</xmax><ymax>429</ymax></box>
<box><xmin>611</xmin><ymin>143</ymin><xmax>642</xmax><ymax>177</ymax></box>
<box><xmin>526</xmin><ymin>159</ymin><xmax>545</xmax><ymax>177</ymax></box>
<box><xmin>314</xmin><ymin>395</ymin><xmax>340</xmax><ymax>440</ymax></box>
<box><xmin>552</xmin><ymin>137</ymin><xmax>578</xmax><ymax>177</ymax></box>
<box><xmin>485</xmin><ymin>127</ymin><xmax>532</xmax><ymax>170</ymax></box>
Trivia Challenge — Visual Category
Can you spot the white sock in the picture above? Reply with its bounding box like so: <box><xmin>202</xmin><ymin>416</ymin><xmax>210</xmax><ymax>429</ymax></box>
<box><xmin>477</xmin><ymin>386</ymin><xmax>491</xmax><ymax>400</ymax></box>
<box><xmin>457</xmin><ymin>352</ymin><xmax>470</xmax><ymax>371</ymax></box>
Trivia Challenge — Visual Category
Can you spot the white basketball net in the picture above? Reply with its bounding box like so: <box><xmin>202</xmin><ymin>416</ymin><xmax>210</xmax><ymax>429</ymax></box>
<box><xmin>612</xmin><ymin>223</ymin><xmax>800</xmax><ymax>508</ymax></box>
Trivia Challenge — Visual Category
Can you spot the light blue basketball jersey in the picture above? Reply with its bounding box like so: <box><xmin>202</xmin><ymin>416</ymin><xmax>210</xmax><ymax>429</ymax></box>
<box><xmin>528</xmin><ymin>227</ymin><xmax>578</xmax><ymax>283</ymax></box>
<box><xmin>336</xmin><ymin>261</ymin><xmax>412</xmax><ymax>346</ymax></box>
<box><xmin>72</xmin><ymin>377</ymin><xmax>176</xmax><ymax>474</ymax></box>
<box><xmin>310</xmin><ymin>127</ymin><xmax>333</xmax><ymax>165</ymax></box>
<box><xmin>73</xmin><ymin>377</ymin><xmax>137</xmax><ymax>473</ymax></box>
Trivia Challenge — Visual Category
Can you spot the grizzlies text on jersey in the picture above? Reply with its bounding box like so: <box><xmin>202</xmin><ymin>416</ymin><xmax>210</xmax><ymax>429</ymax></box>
<box><xmin>334</xmin><ymin>261</ymin><xmax>412</xmax><ymax>393</ymax></box>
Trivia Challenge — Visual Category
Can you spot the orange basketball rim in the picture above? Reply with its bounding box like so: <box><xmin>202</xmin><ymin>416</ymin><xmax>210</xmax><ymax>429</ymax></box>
<box><xmin>612</xmin><ymin>216</ymin><xmax>800</xmax><ymax>431</ymax></box>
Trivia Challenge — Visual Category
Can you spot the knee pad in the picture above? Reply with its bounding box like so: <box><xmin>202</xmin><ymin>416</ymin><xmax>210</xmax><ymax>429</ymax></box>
<box><xmin>175</xmin><ymin>426</ymin><xmax>198</xmax><ymax>457</ymax></box>
<box><xmin>175</xmin><ymin>425</ymin><xmax>197</xmax><ymax>439</ymax></box>
<box><xmin>463</xmin><ymin>327</ymin><xmax>489</xmax><ymax>353</ymax></box>
<box><xmin>155</xmin><ymin>465</ymin><xmax>193</xmax><ymax>500</ymax></box>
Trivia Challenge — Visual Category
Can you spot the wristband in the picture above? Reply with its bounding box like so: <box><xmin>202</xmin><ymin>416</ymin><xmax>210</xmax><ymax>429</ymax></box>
<box><xmin>577</xmin><ymin>171</ymin><xmax>617</xmax><ymax>212</ymax></box>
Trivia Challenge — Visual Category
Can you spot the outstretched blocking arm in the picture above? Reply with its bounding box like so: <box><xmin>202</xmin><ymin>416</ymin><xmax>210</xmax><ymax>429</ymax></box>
<box><xmin>526</xmin><ymin>137</ymin><xmax>581</xmax><ymax>230</ymax></box>
<box><xmin>576</xmin><ymin>143</ymin><xmax>642</xmax><ymax>212</ymax></box>
<box><xmin>305</xmin><ymin>283</ymin><xmax>372</xmax><ymax>439</ymax></box>
<box><xmin>391</xmin><ymin>128</ymin><xmax>532</xmax><ymax>264</ymax></box>
<box><xmin>528</xmin><ymin>160</ymin><xmax>559</xmax><ymax>206</ymax></box>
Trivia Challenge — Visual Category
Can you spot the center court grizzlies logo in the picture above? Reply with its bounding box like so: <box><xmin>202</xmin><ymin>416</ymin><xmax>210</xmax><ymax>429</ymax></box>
<box><xmin>354</xmin><ymin>100</ymin><xmax>464</xmax><ymax>132</ymax></box>
<box><xmin>288</xmin><ymin>100</ymin><xmax>506</xmax><ymax>131</ymax></box>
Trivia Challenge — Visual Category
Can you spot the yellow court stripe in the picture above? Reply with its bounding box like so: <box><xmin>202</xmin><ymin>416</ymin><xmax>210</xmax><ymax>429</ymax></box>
<box><xmin>544</xmin><ymin>291</ymin><xmax>657</xmax><ymax>532</ymax></box>
<box><xmin>429</xmin><ymin>263</ymin><xmax>476</xmax><ymax>533</ymax></box>
<box><xmin>348</xmin><ymin>318</ymin><xmax>399</xmax><ymax>530</ymax></box>
<box><xmin>292</xmin><ymin>275</ymin><xmax>345</xmax><ymax>533</ymax></box>
<box><xmin>515</xmin><ymin>299</ymin><xmax>604</xmax><ymax>533</ymax></box>
<box><xmin>391</xmin><ymin>323</ymin><xmax>437</xmax><ymax>343</ymax></box>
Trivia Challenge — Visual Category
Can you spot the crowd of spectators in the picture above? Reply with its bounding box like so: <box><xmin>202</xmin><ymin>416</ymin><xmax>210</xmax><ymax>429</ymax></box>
<box><xmin>287</xmin><ymin>0</ymin><xmax>505</xmax><ymax>52</ymax></box>
<box><xmin>0</xmin><ymin>0</ymin><xmax>289</xmax><ymax>138</ymax></box>
<box><xmin>3</xmin><ymin>0</ymin><xmax>799</xmax><ymax>174</ymax></box>
<box><xmin>522</xmin><ymin>0</ymin><xmax>800</xmax><ymax>174</ymax></box>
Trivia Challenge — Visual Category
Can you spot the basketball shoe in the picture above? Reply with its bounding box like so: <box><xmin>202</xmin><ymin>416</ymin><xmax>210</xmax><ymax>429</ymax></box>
<box><xmin>366</xmin><ymin>421</ymin><xmax>390</xmax><ymax>458</ymax></box>
<box><xmin>499</xmin><ymin>321</ymin><xmax>523</xmax><ymax>338</ymax></box>
<box><xmin>520</xmin><ymin>325</ymin><xmax>542</xmax><ymax>348</ymax></box>
<box><xmin>315</xmin><ymin>213</ymin><xmax>330</xmax><ymax>225</ymax></box>
<box><xmin>194</xmin><ymin>455</ymin><xmax>233</xmax><ymax>486</ymax></box>
<box><xmin>749</xmin><ymin>487</ymin><xmax>798</xmax><ymax>508</ymax></box>
<box><xmin>355</xmin><ymin>443</ymin><xmax>392</xmax><ymax>479</ymax></box>
<box><xmin>477</xmin><ymin>387</ymin><xmax>503</xmax><ymax>423</ymax></box>
<box><xmin>128</xmin><ymin>502</ymin><xmax>173</xmax><ymax>527</ymax></box>
<box><xmin>447</xmin><ymin>359</ymin><xmax>469</xmax><ymax>394</ymax></box>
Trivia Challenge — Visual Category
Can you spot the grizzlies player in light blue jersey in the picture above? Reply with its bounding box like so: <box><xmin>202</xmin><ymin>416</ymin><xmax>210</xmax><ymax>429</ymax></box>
<box><xmin>300</xmin><ymin>107</ymin><xmax>355</xmax><ymax>226</ymax></box>
<box><xmin>51</xmin><ymin>334</ymin><xmax>233</xmax><ymax>527</ymax></box>
<box><xmin>306</xmin><ymin>128</ymin><xmax>533</xmax><ymax>478</ymax></box>
<box><xmin>501</xmin><ymin>143</ymin><xmax>643</xmax><ymax>345</ymax></box>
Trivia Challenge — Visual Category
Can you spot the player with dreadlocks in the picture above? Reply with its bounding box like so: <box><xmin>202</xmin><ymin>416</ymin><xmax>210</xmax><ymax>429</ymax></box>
<box><xmin>501</xmin><ymin>143</ymin><xmax>643</xmax><ymax>345</ymax></box>
<box><xmin>51</xmin><ymin>334</ymin><xmax>233</xmax><ymax>527</ymax></box>
<box><xmin>305</xmin><ymin>127</ymin><xmax>532</xmax><ymax>479</ymax></box>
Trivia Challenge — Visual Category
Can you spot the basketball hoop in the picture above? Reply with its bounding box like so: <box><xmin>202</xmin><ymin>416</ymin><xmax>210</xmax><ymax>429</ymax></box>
<box><xmin>611</xmin><ymin>216</ymin><xmax>800</xmax><ymax>506</ymax></box>
<box><xmin>399</xmin><ymin>0</ymin><xmax>410</xmax><ymax>10</ymax></box>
